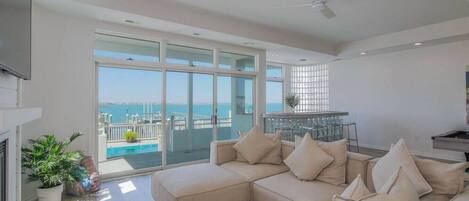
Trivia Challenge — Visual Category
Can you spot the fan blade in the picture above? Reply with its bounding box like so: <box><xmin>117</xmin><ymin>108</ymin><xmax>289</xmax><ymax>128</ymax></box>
<box><xmin>320</xmin><ymin>5</ymin><xmax>336</xmax><ymax>19</ymax></box>
<box><xmin>270</xmin><ymin>3</ymin><xmax>311</xmax><ymax>9</ymax></box>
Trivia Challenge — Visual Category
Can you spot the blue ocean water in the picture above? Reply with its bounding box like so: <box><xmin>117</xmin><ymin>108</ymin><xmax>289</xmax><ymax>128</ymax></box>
<box><xmin>99</xmin><ymin>103</ymin><xmax>282</xmax><ymax>123</ymax></box>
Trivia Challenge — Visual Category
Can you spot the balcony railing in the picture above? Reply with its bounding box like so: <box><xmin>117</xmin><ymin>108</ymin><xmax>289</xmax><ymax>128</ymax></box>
<box><xmin>102</xmin><ymin>118</ymin><xmax>232</xmax><ymax>143</ymax></box>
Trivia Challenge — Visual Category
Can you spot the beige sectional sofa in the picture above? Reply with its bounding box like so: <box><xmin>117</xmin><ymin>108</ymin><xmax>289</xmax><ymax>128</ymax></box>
<box><xmin>152</xmin><ymin>139</ymin><xmax>469</xmax><ymax>201</ymax></box>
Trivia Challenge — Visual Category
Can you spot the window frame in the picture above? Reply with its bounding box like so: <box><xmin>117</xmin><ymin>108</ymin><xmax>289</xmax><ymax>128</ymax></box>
<box><xmin>266</xmin><ymin>63</ymin><xmax>285</xmax><ymax>113</ymax></box>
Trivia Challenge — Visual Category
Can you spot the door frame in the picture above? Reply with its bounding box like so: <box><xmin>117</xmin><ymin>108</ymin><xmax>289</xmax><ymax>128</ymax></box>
<box><xmin>95</xmin><ymin>62</ymin><xmax>256</xmax><ymax>179</ymax></box>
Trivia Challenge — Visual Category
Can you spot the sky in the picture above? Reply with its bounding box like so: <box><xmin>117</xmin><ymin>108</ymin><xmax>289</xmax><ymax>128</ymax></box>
<box><xmin>97</xmin><ymin>50</ymin><xmax>282</xmax><ymax>104</ymax></box>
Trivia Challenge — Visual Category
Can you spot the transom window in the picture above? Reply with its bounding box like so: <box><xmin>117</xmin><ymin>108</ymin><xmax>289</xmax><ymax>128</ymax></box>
<box><xmin>166</xmin><ymin>44</ymin><xmax>213</xmax><ymax>67</ymax></box>
<box><xmin>95</xmin><ymin>33</ymin><xmax>160</xmax><ymax>62</ymax></box>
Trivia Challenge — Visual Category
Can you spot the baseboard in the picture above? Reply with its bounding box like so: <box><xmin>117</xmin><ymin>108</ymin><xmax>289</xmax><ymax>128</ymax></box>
<box><xmin>358</xmin><ymin>143</ymin><xmax>465</xmax><ymax>162</ymax></box>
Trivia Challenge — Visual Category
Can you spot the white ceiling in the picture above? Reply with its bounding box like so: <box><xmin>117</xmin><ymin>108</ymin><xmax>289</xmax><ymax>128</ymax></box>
<box><xmin>35</xmin><ymin>0</ymin><xmax>469</xmax><ymax>65</ymax></box>
<box><xmin>171</xmin><ymin>0</ymin><xmax>469</xmax><ymax>44</ymax></box>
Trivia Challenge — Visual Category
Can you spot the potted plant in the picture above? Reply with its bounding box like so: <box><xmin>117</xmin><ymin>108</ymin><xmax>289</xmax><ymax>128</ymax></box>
<box><xmin>22</xmin><ymin>133</ymin><xmax>84</xmax><ymax>201</ymax></box>
<box><xmin>285</xmin><ymin>93</ymin><xmax>300</xmax><ymax>112</ymax></box>
<box><xmin>124</xmin><ymin>130</ymin><xmax>138</xmax><ymax>143</ymax></box>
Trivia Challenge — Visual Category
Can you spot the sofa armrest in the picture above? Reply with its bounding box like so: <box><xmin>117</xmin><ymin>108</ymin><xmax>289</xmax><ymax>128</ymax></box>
<box><xmin>346</xmin><ymin>152</ymin><xmax>374</xmax><ymax>185</ymax></box>
<box><xmin>210</xmin><ymin>139</ymin><xmax>238</xmax><ymax>165</ymax></box>
<box><xmin>451</xmin><ymin>185</ymin><xmax>469</xmax><ymax>201</ymax></box>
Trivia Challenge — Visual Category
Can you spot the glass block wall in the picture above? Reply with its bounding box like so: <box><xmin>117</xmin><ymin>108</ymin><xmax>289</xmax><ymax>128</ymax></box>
<box><xmin>291</xmin><ymin>64</ymin><xmax>329</xmax><ymax>112</ymax></box>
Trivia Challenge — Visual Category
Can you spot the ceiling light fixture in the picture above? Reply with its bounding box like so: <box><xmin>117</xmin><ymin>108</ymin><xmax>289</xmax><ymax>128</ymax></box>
<box><xmin>299</xmin><ymin>58</ymin><xmax>307</xmax><ymax>62</ymax></box>
<box><xmin>124</xmin><ymin>19</ymin><xmax>135</xmax><ymax>24</ymax></box>
<box><xmin>360</xmin><ymin>52</ymin><xmax>367</xmax><ymax>55</ymax></box>
<box><xmin>414</xmin><ymin>42</ymin><xmax>423</xmax><ymax>46</ymax></box>
<box><xmin>192</xmin><ymin>33</ymin><xmax>201</xmax><ymax>36</ymax></box>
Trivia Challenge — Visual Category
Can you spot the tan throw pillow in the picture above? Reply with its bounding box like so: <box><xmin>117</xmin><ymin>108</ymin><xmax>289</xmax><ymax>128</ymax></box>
<box><xmin>284</xmin><ymin>133</ymin><xmax>333</xmax><ymax>180</ymax></box>
<box><xmin>233</xmin><ymin>126</ymin><xmax>276</xmax><ymax>164</ymax></box>
<box><xmin>294</xmin><ymin>136</ymin><xmax>348</xmax><ymax>185</ymax></box>
<box><xmin>372</xmin><ymin>139</ymin><xmax>432</xmax><ymax>197</ymax></box>
<box><xmin>340</xmin><ymin>174</ymin><xmax>371</xmax><ymax>200</ymax></box>
<box><xmin>333</xmin><ymin>167</ymin><xmax>420</xmax><ymax>201</ymax></box>
<box><xmin>237</xmin><ymin>130</ymin><xmax>282</xmax><ymax>164</ymax></box>
<box><xmin>414</xmin><ymin>157</ymin><xmax>467</xmax><ymax>195</ymax></box>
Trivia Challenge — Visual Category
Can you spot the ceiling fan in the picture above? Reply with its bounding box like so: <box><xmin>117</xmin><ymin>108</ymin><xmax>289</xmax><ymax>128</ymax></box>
<box><xmin>273</xmin><ymin>0</ymin><xmax>337</xmax><ymax>19</ymax></box>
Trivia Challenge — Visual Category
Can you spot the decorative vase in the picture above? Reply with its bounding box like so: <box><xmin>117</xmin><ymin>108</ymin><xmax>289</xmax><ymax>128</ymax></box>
<box><xmin>37</xmin><ymin>183</ymin><xmax>63</xmax><ymax>201</ymax></box>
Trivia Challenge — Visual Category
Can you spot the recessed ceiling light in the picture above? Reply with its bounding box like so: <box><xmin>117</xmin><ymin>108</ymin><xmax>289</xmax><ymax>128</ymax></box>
<box><xmin>299</xmin><ymin>58</ymin><xmax>307</xmax><ymax>62</ymax></box>
<box><xmin>124</xmin><ymin>19</ymin><xmax>135</xmax><ymax>24</ymax></box>
<box><xmin>192</xmin><ymin>33</ymin><xmax>201</xmax><ymax>36</ymax></box>
<box><xmin>360</xmin><ymin>52</ymin><xmax>367</xmax><ymax>55</ymax></box>
<box><xmin>414</xmin><ymin>42</ymin><xmax>423</xmax><ymax>46</ymax></box>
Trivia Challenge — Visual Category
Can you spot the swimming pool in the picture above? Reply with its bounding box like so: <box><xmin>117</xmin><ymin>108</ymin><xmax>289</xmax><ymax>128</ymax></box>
<box><xmin>107</xmin><ymin>144</ymin><xmax>159</xmax><ymax>158</ymax></box>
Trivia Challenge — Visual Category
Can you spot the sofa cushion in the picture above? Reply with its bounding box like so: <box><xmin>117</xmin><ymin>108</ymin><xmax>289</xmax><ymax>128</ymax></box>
<box><xmin>295</xmin><ymin>136</ymin><xmax>348</xmax><ymax>185</ymax></box>
<box><xmin>285</xmin><ymin>133</ymin><xmax>333</xmax><ymax>180</ymax></box>
<box><xmin>237</xmin><ymin>131</ymin><xmax>282</xmax><ymax>165</ymax></box>
<box><xmin>233</xmin><ymin>126</ymin><xmax>276</xmax><ymax>164</ymax></box>
<box><xmin>379</xmin><ymin>167</ymin><xmax>420</xmax><ymax>201</ymax></box>
<box><xmin>253</xmin><ymin>172</ymin><xmax>346</xmax><ymax>201</ymax></box>
<box><xmin>340</xmin><ymin>174</ymin><xmax>371</xmax><ymax>200</ymax></box>
<box><xmin>414</xmin><ymin>157</ymin><xmax>467</xmax><ymax>195</ymax></box>
<box><xmin>220</xmin><ymin>161</ymin><xmax>289</xmax><ymax>182</ymax></box>
<box><xmin>151</xmin><ymin>163</ymin><xmax>249</xmax><ymax>201</ymax></box>
<box><xmin>372</xmin><ymin>139</ymin><xmax>432</xmax><ymax>197</ymax></box>
<box><xmin>334</xmin><ymin>167</ymin><xmax>419</xmax><ymax>201</ymax></box>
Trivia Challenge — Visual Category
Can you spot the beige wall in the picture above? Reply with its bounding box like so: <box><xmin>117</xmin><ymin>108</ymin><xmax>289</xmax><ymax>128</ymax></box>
<box><xmin>330</xmin><ymin>40</ymin><xmax>469</xmax><ymax>161</ymax></box>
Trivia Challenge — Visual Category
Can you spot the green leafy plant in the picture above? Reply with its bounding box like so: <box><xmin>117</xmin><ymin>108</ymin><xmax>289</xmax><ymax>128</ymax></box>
<box><xmin>285</xmin><ymin>93</ymin><xmax>300</xmax><ymax>110</ymax></box>
<box><xmin>124</xmin><ymin>130</ymin><xmax>138</xmax><ymax>143</ymax></box>
<box><xmin>22</xmin><ymin>133</ymin><xmax>84</xmax><ymax>188</ymax></box>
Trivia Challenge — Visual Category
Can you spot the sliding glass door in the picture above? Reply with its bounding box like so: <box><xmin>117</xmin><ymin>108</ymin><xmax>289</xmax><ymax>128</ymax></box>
<box><xmin>95</xmin><ymin>32</ymin><xmax>259</xmax><ymax>176</ymax></box>
<box><xmin>166</xmin><ymin>72</ymin><xmax>214</xmax><ymax>165</ymax></box>
<box><xmin>98</xmin><ymin>67</ymin><xmax>163</xmax><ymax>175</ymax></box>
<box><xmin>216</xmin><ymin>76</ymin><xmax>254</xmax><ymax>140</ymax></box>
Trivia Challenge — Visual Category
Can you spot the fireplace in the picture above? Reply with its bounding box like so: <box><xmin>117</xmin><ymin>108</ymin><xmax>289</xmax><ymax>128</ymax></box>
<box><xmin>0</xmin><ymin>140</ymin><xmax>5</xmax><ymax>201</ymax></box>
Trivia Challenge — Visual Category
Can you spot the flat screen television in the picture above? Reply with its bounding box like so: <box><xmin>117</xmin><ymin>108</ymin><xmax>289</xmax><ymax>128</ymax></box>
<box><xmin>0</xmin><ymin>0</ymin><xmax>31</xmax><ymax>80</ymax></box>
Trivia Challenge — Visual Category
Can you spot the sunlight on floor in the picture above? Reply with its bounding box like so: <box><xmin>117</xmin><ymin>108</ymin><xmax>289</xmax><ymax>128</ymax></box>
<box><xmin>118</xmin><ymin>181</ymin><xmax>137</xmax><ymax>194</ymax></box>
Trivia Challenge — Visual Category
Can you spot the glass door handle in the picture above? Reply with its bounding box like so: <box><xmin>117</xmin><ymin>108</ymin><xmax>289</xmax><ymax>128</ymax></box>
<box><xmin>211</xmin><ymin>115</ymin><xmax>218</xmax><ymax>125</ymax></box>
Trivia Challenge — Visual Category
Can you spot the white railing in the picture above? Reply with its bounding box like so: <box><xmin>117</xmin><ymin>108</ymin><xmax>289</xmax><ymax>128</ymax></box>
<box><xmin>104</xmin><ymin>123</ymin><xmax>162</xmax><ymax>142</ymax></box>
<box><xmin>103</xmin><ymin>118</ymin><xmax>232</xmax><ymax>142</ymax></box>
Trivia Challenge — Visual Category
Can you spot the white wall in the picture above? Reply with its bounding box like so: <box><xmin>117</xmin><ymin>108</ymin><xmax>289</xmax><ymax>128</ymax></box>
<box><xmin>22</xmin><ymin>4</ymin><xmax>266</xmax><ymax>200</ymax></box>
<box><xmin>330</xmin><ymin>40</ymin><xmax>469</xmax><ymax>161</ymax></box>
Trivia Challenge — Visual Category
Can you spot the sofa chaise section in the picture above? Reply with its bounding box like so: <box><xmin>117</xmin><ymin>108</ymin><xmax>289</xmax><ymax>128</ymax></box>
<box><xmin>151</xmin><ymin>163</ymin><xmax>250</xmax><ymax>201</ymax></box>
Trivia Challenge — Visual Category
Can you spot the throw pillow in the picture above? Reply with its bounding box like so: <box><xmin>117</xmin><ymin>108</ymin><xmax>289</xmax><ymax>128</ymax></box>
<box><xmin>233</xmin><ymin>126</ymin><xmax>276</xmax><ymax>164</ymax></box>
<box><xmin>295</xmin><ymin>136</ymin><xmax>348</xmax><ymax>185</ymax></box>
<box><xmin>237</xmin><ymin>130</ymin><xmax>282</xmax><ymax>164</ymax></box>
<box><xmin>284</xmin><ymin>133</ymin><xmax>333</xmax><ymax>180</ymax></box>
<box><xmin>340</xmin><ymin>174</ymin><xmax>371</xmax><ymax>200</ymax></box>
<box><xmin>333</xmin><ymin>167</ymin><xmax>420</xmax><ymax>201</ymax></box>
<box><xmin>372</xmin><ymin>139</ymin><xmax>432</xmax><ymax>197</ymax></box>
<box><xmin>414</xmin><ymin>157</ymin><xmax>467</xmax><ymax>195</ymax></box>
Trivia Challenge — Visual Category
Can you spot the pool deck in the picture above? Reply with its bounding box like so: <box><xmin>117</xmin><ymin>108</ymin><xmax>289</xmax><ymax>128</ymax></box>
<box><xmin>98</xmin><ymin>148</ymin><xmax>210</xmax><ymax>175</ymax></box>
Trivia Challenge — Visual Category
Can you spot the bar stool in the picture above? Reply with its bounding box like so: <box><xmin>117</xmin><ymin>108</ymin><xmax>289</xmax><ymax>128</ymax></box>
<box><xmin>341</xmin><ymin>122</ymin><xmax>359</xmax><ymax>152</ymax></box>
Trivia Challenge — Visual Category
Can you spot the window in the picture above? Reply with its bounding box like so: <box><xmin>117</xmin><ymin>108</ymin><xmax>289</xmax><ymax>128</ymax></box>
<box><xmin>291</xmin><ymin>64</ymin><xmax>329</xmax><ymax>112</ymax></box>
<box><xmin>95</xmin><ymin>33</ymin><xmax>160</xmax><ymax>62</ymax></box>
<box><xmin>166</xmin><ymin>44</ymin><xmax>213</xmax><ymax>67</ymax></box>
<box><xmin>219</xmin><ymin>52</ymin><xmax>255</xmax><ymax>72</ymax></box>
<box><xmin>266</xmin><ymin>65</ymin><xmax>283</xmax><ymax>113</ymax></box>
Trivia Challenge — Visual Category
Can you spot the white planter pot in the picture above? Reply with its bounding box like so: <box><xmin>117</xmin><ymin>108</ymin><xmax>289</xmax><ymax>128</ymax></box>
<box><xmin>36</xmin><ymin>183</ymin><xmax>63</xmax><ymax>201</ymax></box>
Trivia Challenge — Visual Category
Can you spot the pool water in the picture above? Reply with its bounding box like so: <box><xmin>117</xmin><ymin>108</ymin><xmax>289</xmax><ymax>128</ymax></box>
<box><xmin>107</xmin><ymin>144</ymin><xmax>159</xmax><ymax>158</ymax></box>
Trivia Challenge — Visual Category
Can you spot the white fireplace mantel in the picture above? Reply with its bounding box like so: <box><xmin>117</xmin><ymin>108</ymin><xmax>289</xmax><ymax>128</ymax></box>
<box><xmin>0</xmin><ymin>107</ymin><xmax>42</xmax><ymax>133</ymax></box>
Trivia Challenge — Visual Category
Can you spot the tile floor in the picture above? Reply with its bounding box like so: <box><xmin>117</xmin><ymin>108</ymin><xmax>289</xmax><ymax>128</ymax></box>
<box><xmin>63</xmin><ymin>174</ymin><xmax>154</xmax><ymax>201</ymax></box>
